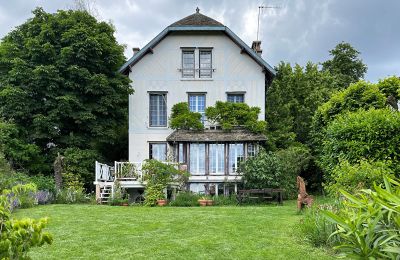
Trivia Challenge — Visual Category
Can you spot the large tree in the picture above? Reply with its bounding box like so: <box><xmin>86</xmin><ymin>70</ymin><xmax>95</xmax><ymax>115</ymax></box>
<box><xmin>322</xmin><ymin>42</ymin><xmax>367</xmax><ymax>90</ymax></box>
<box><xmin>265</xmin><ymin>62</ymin><xmax>336</xmax><ymax>148</ymax></box>
<box><xmin>0</xmin><ymin>8</ymin><xmax>131</xmax><ymax>175</ymax></box>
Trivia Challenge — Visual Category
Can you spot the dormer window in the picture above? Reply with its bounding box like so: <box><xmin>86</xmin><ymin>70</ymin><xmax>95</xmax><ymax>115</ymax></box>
<box><xmin>182</xmin><ymin>50</ymin><xmax>195</xmax><ymax>78</ymax></box>
<box><xmin>199</xmin><ymin>49</ymin><xmax>212</xmax><ymax>78</ymax></box>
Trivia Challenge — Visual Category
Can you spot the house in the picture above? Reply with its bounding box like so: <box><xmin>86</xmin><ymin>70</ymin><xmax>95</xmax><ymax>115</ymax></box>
<box><xmin>95</xmin><ymin>8</ymin><xmax>275</xmax><ymax>202</ymax></box>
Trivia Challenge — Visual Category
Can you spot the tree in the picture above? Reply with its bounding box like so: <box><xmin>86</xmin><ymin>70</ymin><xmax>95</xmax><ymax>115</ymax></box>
<box><xmin>322</xmin><ymin>42</ymin><xmax>367</xmax><ymax>90</ymax></box>
<box><xmin>0</xmin><ymin>8</ymin><xmax>132</xmax><ymax>178</ymax></box>
<box><xmin>265</xmin><ymin>62</ymin><xmax>336</xmax><ymax>148</ymax></box>
<box><xmin>377</xmin><ymin>76</ymin><xmax>400</xmax><ymax>110</ymax></box>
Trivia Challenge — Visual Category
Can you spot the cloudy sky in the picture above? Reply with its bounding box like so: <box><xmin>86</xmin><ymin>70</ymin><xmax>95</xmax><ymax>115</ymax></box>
<box><xmin>0</xmin><ymin>0</ymin><xmax>399</xmax><ymax>82</ymax></box>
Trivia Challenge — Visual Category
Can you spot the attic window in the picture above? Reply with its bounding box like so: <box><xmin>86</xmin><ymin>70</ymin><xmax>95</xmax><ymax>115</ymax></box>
<box><xmin>182</xmin><ymin>50</ymin><xmax>195</xmax><ymax>78</ymax></box>
<box><xmin>199</xmin><ymin>50</ymin><xmax>212</xmax><ymax>78</ymax></box>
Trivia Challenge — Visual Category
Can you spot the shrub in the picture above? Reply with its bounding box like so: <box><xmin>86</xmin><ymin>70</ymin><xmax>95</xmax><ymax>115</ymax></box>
<box><xmin>2</xmin><ymin>183</ymin><xmax>38</xmax><ymax>209</ymax></box>
<box><xmin>170</xmin><ymin>102</ymin><xmax>204</xmax><ymax>130</ymax></box>
<box><xmin>170</xmin><ymin>192</ymin><xmax>201</xmax><ymax>207</ymax></box>
<box><xmin>29</xmin><ymin>174</ymin><xmax>55</xmax><ymax>193</ymax></box>
<box><xmin>36</xmin><ymin>190</ymin><xmax>54</xmax><ymax>205</ymax></box>
<box><xmin>0</xmin><ymin>187</ymin><xmax>52</xmax><ymax>259</ymax></box>
<box><xmin>212</xmin><ymin>195</ymin><xmax>237</xmax><ymax>206</ymax></box>
<box><xmin>321</xmin><ymin>108</ymin><xmax>400</xmax><ymax>178</ymax></box>
<box><xmin>63</xmin><ymin>147</ymin><xmax>102</xmax><ymax>190</ymax></box>
<box><xmin>239</xmin><ymin>145</ymin><xmax>311</xmax><ymax>198</ymax></box>
<box><xmin>311</xmin><ymin>81</ymin><xmax>387</xmax><ymax>157</ymax></box>
<box><xmin>142</xmin><ymin>160</ymin><xmax>188</xmax><ymax>206</ymax></box>
<box><xmin>322</xmin><ymin>176</ymin><xmax>400</xmax><ymax>258</ymax></box>
<box><xmin>326</xmin><ymin>160</ymin><xmax>393</xmax><ymax>196</ymax></box>
<box><xmin>205</xmin><ymin>101</ymin><xmax>267</xmax><ymax>133</ymax></box>
<box><xmin>55</xmin><ymin>187</ymin><xmax>87</xmax><ymax>204</ymax></box>
<box><xmin>298</xmin><ymin>204</ymin><xmax>340</xmax><ymax>247</ymax></box>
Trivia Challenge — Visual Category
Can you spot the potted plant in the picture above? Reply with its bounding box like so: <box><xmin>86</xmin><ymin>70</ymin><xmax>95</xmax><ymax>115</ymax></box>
<box><xmin>206</xmin><ymin>198</ymin><xmax>214</xmax><ymax>206</ymax></box>
<box><xmin>198</xmin><ymin>196</ymin><xmax>208</xmax><ymax>206</ymax></box>
<box><xmin>121</xmin><ymin>198</ymin><xmax>129</xmax><ymax>206</ymax></box>
<box><xmin>157</xmin><ymin>197</ymin><xmax>167</xmax><ymax>206</ymax></box>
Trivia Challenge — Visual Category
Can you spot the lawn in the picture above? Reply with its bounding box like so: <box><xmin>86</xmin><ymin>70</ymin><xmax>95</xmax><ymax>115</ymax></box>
<box><xmin>15</xmin><ymin>201</ymin><xmax>334</xmax><ymax>260</ymax></box>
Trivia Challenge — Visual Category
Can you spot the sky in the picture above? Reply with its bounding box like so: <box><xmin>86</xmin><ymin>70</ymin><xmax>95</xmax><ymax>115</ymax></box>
<box><xmin>0</xmin><ymin>0</ymin><xmax>399</xmax><ymax>82</ymax></box>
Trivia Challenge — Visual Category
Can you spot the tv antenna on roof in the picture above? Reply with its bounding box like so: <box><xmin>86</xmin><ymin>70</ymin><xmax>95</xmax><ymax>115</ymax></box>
<box><xmin>257</xmin><ymin>5</ymin><xmax>280</xmax><ymax>41</ymax></box>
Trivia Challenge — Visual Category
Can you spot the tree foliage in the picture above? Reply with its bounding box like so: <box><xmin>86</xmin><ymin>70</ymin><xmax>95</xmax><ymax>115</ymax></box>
<box><xmin>320</xmin><ymin>109</ymin><xmax>400</xmax><ymax>179</ymax></box>
<box><xmin>0</xmin><ymin>8</ymin><xmax>132</xmax><ymax>177</ymax></box>
<box><xmin>169</xmin><ymin>102</ymin><xmax>204</xmax><ymax>130</ymax></box>
<box><xmin>322</xmin><ymin>42</ymin><xmax>367</xmax><ymax>90</ymax></box>
<box><xmin>205</xmin><ymin>101</ymin><xmax>266</xmax><ymax>133</ymax></box>
<box><xmin>266</xmin><ymin>62</ymin><xmax>336</xmax><ymax>148</ymax></box>
<box><xmin>377</xmin><ymin>76</ymin><xmax>400</xmax><ymax>110</ymax></box>
<box><xmin>239</xmin><ymin>145</ymin><xmax>311</xmax><ymax>198</ymax></box>
<box><xmin>0</xmin><ymin>185</ymin><xmax>53</xmax><ymax>259</ymax></box>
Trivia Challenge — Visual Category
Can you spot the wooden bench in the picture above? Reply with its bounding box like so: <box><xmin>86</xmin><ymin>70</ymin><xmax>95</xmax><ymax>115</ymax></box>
<box><xmin>237</xmin><ymin>188</ymin><xmax>285</xmax><ymax>205</ymax></box>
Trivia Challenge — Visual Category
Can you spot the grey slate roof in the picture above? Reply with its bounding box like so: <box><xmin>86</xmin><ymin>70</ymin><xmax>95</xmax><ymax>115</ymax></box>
<box><xmin>170</xmin><ymin>12</ymin><xmax>224</xmax><ymax>27</ymax></box>
<box><xmin>166</xmin><ymin>129</ymin><xmax>267</xmax><ymax>142</ymax></box>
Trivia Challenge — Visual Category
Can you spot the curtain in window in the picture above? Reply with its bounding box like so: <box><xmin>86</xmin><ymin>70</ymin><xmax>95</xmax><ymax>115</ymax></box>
<box><xmin>150</xmin><ymin>143</ymin><xmax>167</xmax><ymax>161</ymax></box>
<box><xmin>209</xmin><ymin>144</ymin><xmax>224</xmax><ymax>175</ymax></box>
<box><xmin>190</xmin><ymin>143</ymin><xmax>205</xmax><ymax>175</ymax></box>
<box><xmin>199</xmin><ymin>50</ymin><xmax>212</xmax><ymax>78</ymax></box>
<box><xmin>149</xmin><ymin>94</ymin><xmax>167</xmax><ymax>126</ymax></box>
<box><xmin>182</xmin><ymin>50</ymin><xmax>195</xmax><ymax>78</ymax></box>
<box><xmin>229</xmin><ymin>143</ymin><xmax>244</xmax><ymax>173</ymax></box>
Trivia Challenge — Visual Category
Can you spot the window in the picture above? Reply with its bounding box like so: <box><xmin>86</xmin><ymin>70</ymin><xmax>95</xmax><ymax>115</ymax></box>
<box><xmin>182</xmin><ymin>50</ymin><xmax>195</xmax><ymax>78</ymax></box>
<box><xmin>149</xmin><ymin>143</ymin><xmax>167</xmax><ymax>161</ymax></box>
<box><xmin>209</xmin><ymin>144</ymin><xmax>225</xmax><ymax>175</ymax></box>
<box><xmin>149</xmin><ymin>94</ymin><xmax>167</xmax><ymax>127</ymax></box>
<box><xmin>188</xmin><ymin>94</ymin><xmax>206</xmax><ymax>123</ymax></box>
<box><xmin>189</xmin><ymin>183</ymin><xmax>206</xmax><ymax>194</ymax></box>
<box><xmin>189</xmin><ymin>143</ymin><xmax>205</xmax><ymax>175</ymax></box>
<box><xmin>199</xmin><ymin>50</ymin><xmax>212</xmax><ymax>78</ymax></box>
<box><xmin>247</xmin><ymin>143</ymin><xmax>258</xmax><ymax>157</ymax></box>
<box><xmin>229</xmin><ymin>143</ymin><xmax>244</xmax><ymax>173</ymax></box>
<box><xmin>227</xmin><ymin>94</ymin><xmax>244</xmax><ymax>103</ymax></box>
<box><xmin>178</xmin><ymin>143</ymin><xmax>185</xmax><ymax>163</ymax></box>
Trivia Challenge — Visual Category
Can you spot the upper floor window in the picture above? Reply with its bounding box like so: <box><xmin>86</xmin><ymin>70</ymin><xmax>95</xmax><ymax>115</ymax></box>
<box><xmin>227</xmin><ymin>94</ymin><xmax>244</xmax><ymax>103</ymax></box>
<box><xmin>149</xmin><ymin>143</ymin><xmax>167</xmax><ymax>161</ymax></box>
<box><xmin>182</xmin><ymin>50</ymin><xmax>195</xmax><ymax>78</ymax></box>
<box><xmin>199</xmin><ymin>50</ymin><xmax>212</xmax><ymax>78</ymax></box>
<box><xmin>149</xmin><ymin>93</ymin><xmax>167</xmax><ymax>127</ymax></box>
<box><xmin>188</xmin><ymin>94</ymin><xmax>206</xmax><ymax>123</ymax></box>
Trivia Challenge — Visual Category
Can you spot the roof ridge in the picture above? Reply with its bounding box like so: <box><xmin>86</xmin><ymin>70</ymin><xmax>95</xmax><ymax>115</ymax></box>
<box><xmin>170</xmin><ymin>11</ymin><xmax>224</xmax><ymax>27</ymax></box>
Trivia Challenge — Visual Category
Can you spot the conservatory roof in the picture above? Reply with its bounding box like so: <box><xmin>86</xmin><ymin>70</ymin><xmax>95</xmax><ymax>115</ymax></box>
<box><xmin>166</xmin><ymin>129</ymin><xmax>267</xmax><ymax>142</ymax></box>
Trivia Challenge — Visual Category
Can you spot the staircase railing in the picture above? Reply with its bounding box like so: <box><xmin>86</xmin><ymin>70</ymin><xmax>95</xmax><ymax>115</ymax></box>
<box><xmin>95</xmin><ymin>161</ymin><xmax>114</xmax><ymax>182</ymax></box>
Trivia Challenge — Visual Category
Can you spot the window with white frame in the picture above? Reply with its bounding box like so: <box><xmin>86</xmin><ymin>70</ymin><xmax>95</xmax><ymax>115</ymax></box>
<box><xmin>149</xmin><ymin>93</ymin><xmax>167</xmax><ymax>127</ymax></box>
<box><xmin>247</xmin><ymin>143</ymin><xmax>258</xmax><ymax>157</ymax></box>
<box><xmin>182</xmin><ymin>50</ymin><xmax>195</xmax><ymax>78</ymax></box>
<box><xmin>229</xmin><ymin>143</ymin><xmax>244</xmax><ymax>173</ymax></box>
<box><xmin>149</xmin><ymin>143</ymin><xmax>167</xmax><ymax>161</ymax></box>
<box><xmin>189</xmin><ymin>143</ymin><xmax>205</xmax><ymax>175</ymax></box>
<box><xmin>188</xmin><ymin>94</ymin><xmax>206</xmax><ymax>123</ymax></box>
<box><xmin>227</xmin><ymin>94</ymin><xmax>244</xmax><ymax>103</ymax></box>
<box><xmin>199</xmin><ymin>50</ymin><xmax>212</xmax><ymax>78</ymax></box>
<box><xmin>209</xmin><ymin>144</ymin><xmax>224</xmax><ymax>175</ymax></box>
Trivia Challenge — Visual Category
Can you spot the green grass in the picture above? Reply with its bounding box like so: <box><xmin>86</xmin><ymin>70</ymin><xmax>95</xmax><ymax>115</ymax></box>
<box><xmin>15</xmin><ymin>200</ymin><xmax>334</xmax><ymax>259</ymax></box>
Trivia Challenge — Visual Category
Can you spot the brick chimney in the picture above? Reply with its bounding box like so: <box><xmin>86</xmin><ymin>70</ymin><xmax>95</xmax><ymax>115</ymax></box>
<box><xmin>251</xmin><ymin>41</ymin><xmax>262</xmax><ymax>56</ymax></box>
<box><xmin>132</xmin><ymin>47</ymin><xmax>140</xmax><ymax>55</ymax></box>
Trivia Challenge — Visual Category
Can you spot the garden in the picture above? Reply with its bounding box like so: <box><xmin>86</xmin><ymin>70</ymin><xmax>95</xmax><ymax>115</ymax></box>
<box><xmin>1</xmin><ymin>6</ymin><xmax>400</xmax><ymax>260</ymax></box>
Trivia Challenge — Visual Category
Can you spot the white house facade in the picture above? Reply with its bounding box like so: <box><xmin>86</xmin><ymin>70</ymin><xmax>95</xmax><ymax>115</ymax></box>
<box><xmin>95</xmin><ymin>9</ymin><xmax>275</xmax><ymax>201</ymax></box>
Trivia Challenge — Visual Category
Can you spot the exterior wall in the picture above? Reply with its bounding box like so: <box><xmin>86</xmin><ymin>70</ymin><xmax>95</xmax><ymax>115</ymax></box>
<box><xmin>128</xmin><ymin>32</ymin><xmax>266</xmax><ymax>162</ymax></box>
